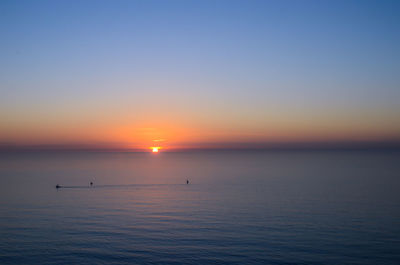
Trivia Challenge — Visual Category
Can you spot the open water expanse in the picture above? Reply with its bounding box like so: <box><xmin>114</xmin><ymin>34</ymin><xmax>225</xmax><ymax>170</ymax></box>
<box><xmin>0</xmin><ymin>151</ymin><xmax>399</xmax><ymax>264</ymax></box>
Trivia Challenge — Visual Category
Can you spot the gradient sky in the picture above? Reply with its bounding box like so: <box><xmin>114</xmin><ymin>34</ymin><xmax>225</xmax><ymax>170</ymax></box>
<box><xmin>1</xmin><ymin>0</ymin><xmax>400</xmax><ymax>150</ymax></box>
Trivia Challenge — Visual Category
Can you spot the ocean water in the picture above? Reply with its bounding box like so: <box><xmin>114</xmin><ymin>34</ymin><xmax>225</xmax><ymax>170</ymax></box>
<box><xmin>0</xmin><ymin>151</ymin><xmax>399</xmax><ymax>264</ymax></box>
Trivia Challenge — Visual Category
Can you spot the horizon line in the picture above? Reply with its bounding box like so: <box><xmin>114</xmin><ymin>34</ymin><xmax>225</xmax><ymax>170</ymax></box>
<box><xmin>1</xmin><ymin>140</ymin><xmax>400</xmax><ymax>152</ymax></box>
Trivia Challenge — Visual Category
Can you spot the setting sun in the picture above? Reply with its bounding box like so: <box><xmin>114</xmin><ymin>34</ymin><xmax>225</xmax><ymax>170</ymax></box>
<box><xmin>152</xmin><ymin>147</ymin><xmax>159</xmax><ymax>153</ymax></box>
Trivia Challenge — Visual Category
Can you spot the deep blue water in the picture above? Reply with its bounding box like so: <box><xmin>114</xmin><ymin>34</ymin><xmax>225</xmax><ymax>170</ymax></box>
<box><xmin>1</xmin><ymin>151</ymin><xmax>400</xmax><ymax>264</ymax></box>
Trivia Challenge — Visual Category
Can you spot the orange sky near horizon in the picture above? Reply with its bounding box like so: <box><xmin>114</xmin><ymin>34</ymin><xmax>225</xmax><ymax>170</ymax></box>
<box><xmin>1</xmin><ymin>107</ymin><xmax>399</xmax><ymax>150</ymax></box>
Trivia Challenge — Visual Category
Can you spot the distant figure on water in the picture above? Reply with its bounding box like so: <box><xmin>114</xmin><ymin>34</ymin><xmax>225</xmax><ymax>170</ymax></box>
<box><xmin>186</xmin><ymin>179</ymin><xmax>189</xmax><ymax>184</ymax></box>
<box><xmin>90</xmin><ymin>182</ymin><xmax>93</xmax><ymax>187</ymax></box>
<box><xmin>56</xmin><ymin>184</ymin><xmax>60</xmax><ymax>189</ymax></box>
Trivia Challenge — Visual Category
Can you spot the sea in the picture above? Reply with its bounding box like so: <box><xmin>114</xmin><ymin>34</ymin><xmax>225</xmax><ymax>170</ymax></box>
<box><xmin>0</xmin><ymin>150</ymin><xmax>399</xmax><ymax>264</ymax></box>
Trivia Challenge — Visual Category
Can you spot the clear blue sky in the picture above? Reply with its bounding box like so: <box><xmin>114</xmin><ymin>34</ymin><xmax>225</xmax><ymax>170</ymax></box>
<box><xmin>1</xmin><ymin>0</ymin><xmax>399</xmax><ymax>148</ymax></box>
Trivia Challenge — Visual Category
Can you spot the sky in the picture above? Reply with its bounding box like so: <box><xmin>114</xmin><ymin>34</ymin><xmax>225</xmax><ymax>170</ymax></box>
<box><xmin>1</xmin><ymin>0</ymin><xmax>399</xmax><ymax>151</ymax></box>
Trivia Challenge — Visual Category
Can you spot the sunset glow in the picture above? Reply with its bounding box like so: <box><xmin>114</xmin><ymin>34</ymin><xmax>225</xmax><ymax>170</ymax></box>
<box><xmin>152</xmin><ymin>147</ymin><xmax>160</xmax><ymax>153</ymax></box>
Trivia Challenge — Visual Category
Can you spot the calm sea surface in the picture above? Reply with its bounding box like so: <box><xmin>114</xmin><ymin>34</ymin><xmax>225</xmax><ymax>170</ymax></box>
<box><xmin>1</xmin><ymin>151</ymin><xmax>399</xmax><ymax>264</ymax></box>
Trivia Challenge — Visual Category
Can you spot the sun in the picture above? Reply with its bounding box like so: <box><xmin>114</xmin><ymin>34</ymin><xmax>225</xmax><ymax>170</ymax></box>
<box><xmin>152</xmin><ymin>147</ymin><xmax>159</xmax><ymax>153</ymax></box>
